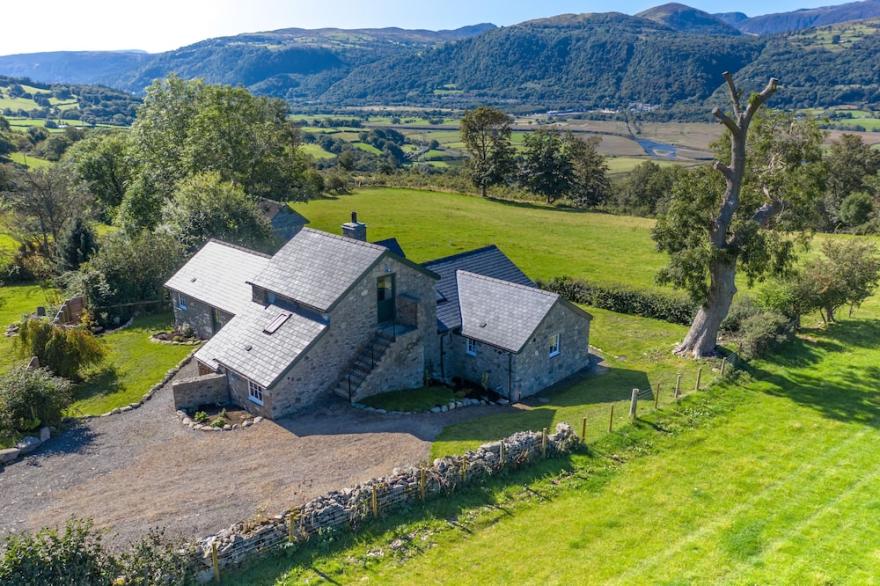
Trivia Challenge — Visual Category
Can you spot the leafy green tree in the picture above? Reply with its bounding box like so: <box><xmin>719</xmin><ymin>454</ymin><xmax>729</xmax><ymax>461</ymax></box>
<box><xmin>115</xmin><ymin>172</ymin><xmax>164</xmax><ymax>234</ymax></box>
<box><xmin>55</xmin><ymin>217</ymin><xmax>98</xmax><ymax>272</ymax></box>
<box><xmin>614</xmin><ymin>161</ymin><xmax>679</xmax><ymax>216</ymax></box>
<box><xmin>564</xmin><ymin>134</ymin><xmax>610</xmax><ymax>208</ymax></box>
<box><xmin>162</xmin><ymin>171</ymin><xmax>272</xmax><ymax>252</ymax></box>
<box><xmin>64</xmin><ymin>131</ymin><xmax>134</xmax><ymax>220</ymax></box>
<box><xmin>15</xmin><ymin>320</ymin><xmax>104</xmax><ymax>380</ymax></box>
<box><xmin>520</xmin><ymin>129</ymin><xmax>573</xmax><ymax>204</ymax></box>
<box><xmin>0</xmin><ymin>365</ymin><xmax>72</xmax><ymax>433</ymax></box>
<box><xmin>653</xmin><ymin>75</ymin><xmax>823</xmax><ymax>357</ymax></box>
<box><xmin>838</xmin><ymin>192</ymin><xmax>874</xmax><ymax>228</ymax></box>
<box><xmin>824</xmin><ymin>134</ymin><xmax>880</xmax><ymax>225</ymax></box>
<box><xmin>798</xmin><ymin>239</ymin><xmax>880</xmax><ymax>323</ymax></box>
<box><xmin>460</xmin><ymin>107</ymin><xmax>515</xmax><ymax>197</ymax></box>
<box><xmin>0</xmin><ymin>116</ymin><xmax>14</xmax><ymax>160</ymax></box>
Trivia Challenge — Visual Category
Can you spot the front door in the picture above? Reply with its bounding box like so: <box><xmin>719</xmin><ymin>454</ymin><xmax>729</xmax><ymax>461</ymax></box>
<box><xmin>377</xmin><ymin>274</ymin><xmax>396</xmax><ymax>324</ymax></box>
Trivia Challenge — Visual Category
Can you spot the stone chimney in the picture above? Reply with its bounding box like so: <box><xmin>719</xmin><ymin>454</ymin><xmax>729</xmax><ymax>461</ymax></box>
<box><xmin>341</xmin><ymin>211</ymin><xmax>367</xmax><ymax>241</ymax></box>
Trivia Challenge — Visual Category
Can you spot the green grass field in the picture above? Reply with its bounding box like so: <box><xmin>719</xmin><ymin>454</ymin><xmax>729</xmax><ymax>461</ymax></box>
<box><xmin>69</xmin><ymin>313</ymin><xmax>196</xmax><ymax>416</ymax></box>
<box><xmin>300</xmin><ymin>143</ymin><xmax>336</xmax><ymax>160</ymax></box>
<box><xmin>8</xmin><ymin>152</ymin><xmax>54</xmax><ymax>169</ymax></box>
<box><xmin>0</xmin><ymin>284</ymin><xmax>59</xmax><ymax>374</ymax></box>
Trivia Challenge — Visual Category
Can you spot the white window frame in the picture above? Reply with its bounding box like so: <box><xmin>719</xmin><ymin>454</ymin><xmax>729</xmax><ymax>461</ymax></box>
<box><xmin>248</xmin><ymin>380</ymin><xmax>265</xmax><ymax>405</ymax></box>
<box><xmin>466</xmin><ymin>337</ymin><xmax>477</xmax><ymax>357</ymax></box>
<box><xmin>175</xmin><ymin>293</ymin><xmax>188</xmax><ymax>311</ymax></box>
<box><xmin>549</xmin><ymin>333</ymin><xmax>561</xmax><ymax>358</ymax></box>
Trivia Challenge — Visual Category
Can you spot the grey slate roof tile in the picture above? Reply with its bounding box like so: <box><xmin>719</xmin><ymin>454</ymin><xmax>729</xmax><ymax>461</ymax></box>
<box><xmin>457</xmin><ymin>270</ymin><xmax>559</xmax><ymax>353</ymax></box>
<box><xmin>195</xmin><ymin>303</ymin><xmax>327</xmax><ymax>388</ymax></box>
<box><xmin>250</xmin><ymin>228</ymin><xmax>388</xmax><ymax>312</ymax></box>
<box><xmin>422</xmin><ymin>245</ymin><xmax>535</xmax><ymax>332</ymax></box>
<box><xmin>164</xmin><ymin>241</ymin><xmax>271</xmax><ymax>316</ymax></box>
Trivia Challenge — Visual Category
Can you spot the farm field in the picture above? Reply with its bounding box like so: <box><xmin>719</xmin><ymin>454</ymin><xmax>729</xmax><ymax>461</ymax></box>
<box><xmin>228</xmin><ymin>188</ymin><xmax>880</xmax><ymax>584</ymax></box>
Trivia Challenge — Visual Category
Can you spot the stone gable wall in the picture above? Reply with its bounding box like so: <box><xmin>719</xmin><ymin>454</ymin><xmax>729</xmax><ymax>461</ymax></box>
<box><xmin>512</xmin><ymin>302</ymin><xmax>591</xmax><ymax>399</ymax></box>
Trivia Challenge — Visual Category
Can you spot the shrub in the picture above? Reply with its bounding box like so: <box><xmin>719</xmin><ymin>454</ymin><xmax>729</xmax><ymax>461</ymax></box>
<box><xmin>15</xmin><ymin>318</ymin><xmax>104</xmax><ymax>380</ymax></box>
<box><xmin>736</xmin><ymin>312</ymin><xmax>794</xmax><ymax>360</ymax></box>
<box><xmin>193</xmin><ymin>411</ymin><xmax>208</xmax><ymax>424</ymax></box>
<box><xmin>0</xmin><ymin>519</ymin><xmax>195</xmax><ymax>586</ymax></box>
<box><xmin>0</xmin><ymin>365</ymin><xmax>72</xmax><ymax>434</ymax></box>
<box><xmin>542</xmin><ymin>276</ymin><xmax>696</xmax><ymax>325</ymax></box>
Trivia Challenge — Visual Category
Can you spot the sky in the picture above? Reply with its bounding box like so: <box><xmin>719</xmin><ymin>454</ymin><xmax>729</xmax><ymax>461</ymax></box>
<box><xmin>0</xmin><ymin>0</ymin><xmax>854</xmax><ymax>55</ymax></box>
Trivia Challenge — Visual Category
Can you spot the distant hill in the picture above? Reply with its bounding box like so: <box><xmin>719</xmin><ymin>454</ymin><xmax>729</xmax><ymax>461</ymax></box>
<box><xmin>323</xmin><ymin>13</ymin><xmax>764</xmax><ymax>109</ymax></box>
<box><xmin>734</xmin><ymin>0</ymin><xmax>880</xmax><ymax>35</ymax></box>
<box><xmin>0</xmin><ymin>25</ymin><xmax>497</xmax><ymax>100</ymax></box>
<box><xmin>713</xmin><ymin>12</ymin><xmax>750</xmax><ymax>27</ymax></box>
<box><xmin>637</xmin><ymin>3</ymin><xmax>742</xmax><ymax>36</ymax></box>
<box><xmin>0</xmin><ymin>76</ymin><xmax>139</xmax><ymax>125</ymax></box>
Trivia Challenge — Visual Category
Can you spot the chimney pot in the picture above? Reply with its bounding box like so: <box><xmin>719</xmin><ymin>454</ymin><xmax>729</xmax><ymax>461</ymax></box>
<box><xmin>351</xmin><ymin>211</ymin><xmax>358</xmax><ymax>223</ymax></box>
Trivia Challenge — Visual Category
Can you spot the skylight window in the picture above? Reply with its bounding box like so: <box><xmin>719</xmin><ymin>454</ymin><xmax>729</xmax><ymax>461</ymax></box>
<box><xmin>263</xmin><ymin>312</ymin><xmax>291</xmax><ymax>334</ymax></box>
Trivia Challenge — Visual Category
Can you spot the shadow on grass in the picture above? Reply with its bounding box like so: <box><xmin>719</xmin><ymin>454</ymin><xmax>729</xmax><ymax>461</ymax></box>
<box><xmin>220</xmin><ymin>454</ymin><xmax>579</xmax><ymax>585</ymax></box>
<box><xmin>71</xmin><ymin>366</ymin><xmax>121</xmax><ymax>408</ymax></box>
<box><xmin>742</xmin><ymin>319</ymin><xmax>880</xmax><ymax>427</ymax></box>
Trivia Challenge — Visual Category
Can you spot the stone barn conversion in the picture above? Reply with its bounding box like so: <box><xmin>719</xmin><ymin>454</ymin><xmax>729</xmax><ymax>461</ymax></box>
<box><xmin>165</xmin><ymin>213</ymin><xmax>592</xmax><ymax>419</ymax></box>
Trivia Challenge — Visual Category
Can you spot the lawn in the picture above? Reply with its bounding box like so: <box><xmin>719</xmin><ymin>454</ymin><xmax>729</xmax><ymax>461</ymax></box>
<box><xmin>0</xmin><ymin>284</ymin><xmax>59</xmax><ymax>374</ymax></box>
<box><xmin>293</xmin><ymin>188</ymin><xmax>666</xmax><ymax>290</ymax></box>
<box><xmin>68</xmin><ymin>313</ymin><xmax>196</xmax><ymax>416</ymax></box>
<box><xmin>362</xmin><ymin>386</ymin><xmax>457</xmax><ymax>412</ymax></box>
<box><xmin>8</xmin><ymin>152</ymin><xmax>54</xmax><ymax>169</ymax></box>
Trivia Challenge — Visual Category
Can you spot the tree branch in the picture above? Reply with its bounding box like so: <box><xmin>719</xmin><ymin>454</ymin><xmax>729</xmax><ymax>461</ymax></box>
<box><xmin>712</xmin><ymin>107</ymin><xmax>739</xmax><ymax>136</ymax></box>
<box><xmin>713</xmin><ymin>161</ymin><xmax>733</xmax><ymax>182</ymax></box>
<box><xmin>745</xmin><ymin>78</ymin><xmax>778</xmax><ymax>123</ymax></box>
<box><xmin>722</xmin><ymin>71</ymin><xmax>741</xmax><ymax>117</ymax></box>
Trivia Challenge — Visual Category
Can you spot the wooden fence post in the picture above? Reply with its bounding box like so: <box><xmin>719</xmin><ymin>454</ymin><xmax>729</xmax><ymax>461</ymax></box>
<box><xmin>654</xmin><ymin>383</ymin><xmax>661</xmax><ymax>409</ymax></box>
<box><xmin>630</xmin><ymin>389</ymin><xmax>639</xmax><ymax>421</ymax></box>
<box><xmin>581</xmin><ymin>416</ymin><xmax>587</xmax><ymax>444</ymax></box>
<box><xmin>419</xmin><ymin>467</ymin><xmax>426</xmax><ymax>501</ymax></box>
<box><xmin>675</xmin><ymin>373</ymin><xmax>682</xmax><ymax>400</ymax></box>
<box><xmin>695</xmin><ymin>367</ymin><xmax>703</xmax><ymax>392</ymax></box>
<box><xmin>287</xmin><ymin>509</ymin><xmax>299</xmax><ymax>543</ymax></box>
<box><xmin>211</xmin><ymin>541</ymin><xmax>220</xmax><ymax>583</ymax></box>
<box><xmin>720</xmin><ymin>357</ymin><xmax>727</xmax><ymax>377</ymax></box>
<box><xmin>541</xmin><ymin>428</ymin><xmax>548</xmax><ymax>458</ymax></box>
<box><xmin>371</xmin><ymin>485</ymin><xmax>379</xmax><ymax>519</ymax></box>
<box><xmin>608</xmin><ymin>404</ymin><xmax>615</xmax><ymax>432</ymax></box>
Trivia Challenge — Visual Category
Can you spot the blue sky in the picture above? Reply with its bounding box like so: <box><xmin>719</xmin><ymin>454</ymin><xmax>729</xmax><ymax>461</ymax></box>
<box><xmin>0</xmin><ymin>0</ymin><xmax>852</xmax><ymax>55</ymax></box>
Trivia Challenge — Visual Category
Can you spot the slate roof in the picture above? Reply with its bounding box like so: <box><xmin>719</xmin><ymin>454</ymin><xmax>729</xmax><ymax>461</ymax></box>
<box><xmin>374</xmin><ymin>237</ymin><xmax>406</xmax><ymax>259</ymax></box>
<box><xmin>164</xmin><ymin>240</ymin><xmax>271</xmax><ymax>316</ymax></box>
<box><xmin>457</xmin><ymin>271</ymin><xmax>561</xmax><ymax>353</ymax></box>
<box><xmin>194</xmin><ymin>303</ymin><xmax>327</xmax><ymax>388</ymax></box>
<box><xmin>422</xmin><ymin>245</ymin><xmax>535</xmax><ymax>332</ymax></box>
<box><xmin>249</xmin><ymin>228</ymin><xmax>390</xmax><ymax>312</ymax></box>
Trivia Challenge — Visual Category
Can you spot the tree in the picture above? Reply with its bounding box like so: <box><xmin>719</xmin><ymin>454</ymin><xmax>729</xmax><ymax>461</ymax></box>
<box><xmin>64</xmin><ymin>131</ymin><xmax>134</xmax><ymax>220</ymax></box>
<box><xmin>653</xmin><ymin>74</ymin><xmax>824</xmax><ymax>357</ymax></box>
<box><xmin>824</xmin><ymin>134</ymin><xmax>880</xmax><ymax>226</ymax></box>
<box><xmin>838</xmin><ymin>192</ymin><xmax>874</xmax><ymax>228</ymax></box>
<box><xmin>0</xmin><ymin>116</ymin><xmax>14</xmax><ymax>160</ymax></box>
<box><xmin>0</xmin><ymin>167</ymin><xmax>92</xmax><ymax>253</ymax></box>
<box><xmin>799</xmin><ymin>239</ymin><xmax>880</xmax><ymax>323</ymax></box>
<box><xmin>520</xmin><ymin>129</ymin><xmax>573</xmax><ymax>204</ymax></box>
<box><xmin>564</xmin><ymin>134</ymin><xmax>611</xmax><ymax>208</ymax></box>
<box><xmin>115</xmin><ymin>172</ymin><xmax>164</xmax><ymax>235</ymax></box>
<box><xmin>15</xmin><ymin>320</ymin><xmax>104</xmax><ymax>380</ymax></box>
<box><xmin>614</xmin><ymin>161</ymin><xmax>679</xmax><ymax>216</ymax></box>
<box><xmin>460</xmin><ymin>107</ymin><xmax>515</xmax><ymax>197</ymax></box>
<box><xmin>55</xmin><ymin>217</ymin><xmax>98</xmax><ymax>272</ymax></box>
<box><xmin>162</xmin><ymin>171</ymin><xmax>273</xmax><ymax>252</ymax></box>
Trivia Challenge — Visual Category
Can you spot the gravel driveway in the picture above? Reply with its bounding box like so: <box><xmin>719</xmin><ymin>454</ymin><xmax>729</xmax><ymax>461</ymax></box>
<box><xmin>0</xmin><ymin>361</ymin><xmax>499</xmax><ymax>546</ymax></box>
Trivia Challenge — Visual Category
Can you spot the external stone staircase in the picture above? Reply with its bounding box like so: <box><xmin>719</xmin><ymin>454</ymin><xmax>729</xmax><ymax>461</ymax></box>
<box><xmin>333</xmin><ymin>330</ymin><xmax>396</xmax><ymax>401</ymax></box>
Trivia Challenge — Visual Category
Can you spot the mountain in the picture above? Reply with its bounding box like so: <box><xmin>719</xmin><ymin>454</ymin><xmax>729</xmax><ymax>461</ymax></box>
<box><xmin>0</xmin><ymin>51</ymin><xmax>149</xmax><ymax>86</ymax></box>
<box><xmin>323</xmin><ymin>13</ymin><xmax>764</xmax><ymax>109</ymax></box>
<box><xmin>713</xmin><ymin>12</ymin><xmax>750</xmax><ymax>27</ymax></box>
<box><xmin>732</xmin><ymin>0</ymin><xmax>880</xmax><ymax>35</ymax></box>
<box><xmin>0</xmin><ymin>25</ymin><xmax>496</xmax><ymax>100</ymax></box>
<box><xmin>637</xmin><ymin>3</ymin><xmax>742</xmax><ymax>35</ymax></box>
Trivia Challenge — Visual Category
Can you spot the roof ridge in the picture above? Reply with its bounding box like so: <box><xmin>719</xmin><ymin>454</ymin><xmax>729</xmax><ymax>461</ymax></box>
<box><xmin>205</xmin><ymin>238</ymin><xmax>273</xmax><ymax>259</ymax></box>
<box><xmin>299</xmin><ymin>227</ymin><xmax>389</xmax><ymax>252</ymax></box>
<box><xmin>456</xmin><ymin>269</ymin><xmax>557</xmax><ymax>298</ymax></box>
<box><xmin>422</xmin><ymin>244</ymin><xmax>500</xmax><ymax>267</ymax></box>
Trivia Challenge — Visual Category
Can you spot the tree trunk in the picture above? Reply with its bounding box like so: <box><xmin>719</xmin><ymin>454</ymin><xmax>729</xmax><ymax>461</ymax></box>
<box><xmin>481</xmin><ymin>184</ymin><xmax>487</xmax><ymax>198</ymax></box>
<box><xmin>676</xmin><ymin>258</ymin><xmax>737</xmax><ymax>357</ymax></box>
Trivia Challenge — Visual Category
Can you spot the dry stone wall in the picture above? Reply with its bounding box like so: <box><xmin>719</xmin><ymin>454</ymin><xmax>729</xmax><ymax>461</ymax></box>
<box><xmin>193</xmin><ymin>423</ymin><xmax>579</xmax><ymax>578</ymax></box>
<box><xmin>172</xmin><ymin>373</ymin><xmax>230</xmax><ymax>411</ymax></box>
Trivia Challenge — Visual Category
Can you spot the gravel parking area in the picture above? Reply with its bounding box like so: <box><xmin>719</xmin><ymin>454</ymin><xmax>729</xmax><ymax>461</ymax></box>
<box><xmin>0</xmin><ymin>362</ymin><xmax>499</xmax><ymax>546</ymax></box>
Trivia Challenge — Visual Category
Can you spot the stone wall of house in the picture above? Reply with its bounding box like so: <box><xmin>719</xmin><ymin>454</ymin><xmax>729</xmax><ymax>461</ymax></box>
<box><xmin>353</xmin><ymin>328</ymin><xmax>424</xmax><ymax>402</ymax></box>
<box><xmin>267</xmin><ymin>257</ymin><xmax>437</xmax><ymax>419</ymax></box>
<box><xmin>445</xmin><ymin>333</ymin><xmax>513</xmax><ymax>398</ymax></box>
<box><xmin>512</xmin><ymin>302</ymin><xmax>591</xmax><ymax>399</ymax></box>
<box><xmin>172</xmin><ymin>373</ymin><xmax>230</xmax><ymax>411</ymax></box>
<box><xmin>171</xmin><ymin>291</ymin><xmax>215</xmax><ymax>339</ymax></box>
<box><xmin>193</xmin><ymin>423</ymin><xmax>579</xmax><ymax>577</ymax></box>
<box><xmin>227</xmin><ymin>370</ymin><xmax>271</xmax><ymax>418</ymax></box>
